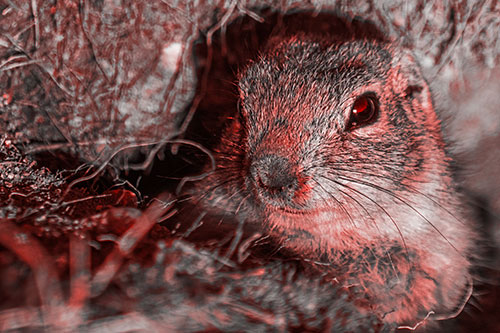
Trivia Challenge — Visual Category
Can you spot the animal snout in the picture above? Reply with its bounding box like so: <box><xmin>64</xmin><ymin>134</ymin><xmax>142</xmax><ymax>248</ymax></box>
<box><xmin>250</xmin><ymin>154</ymin><xmax>298</xmax><ymax>201</ymax></box>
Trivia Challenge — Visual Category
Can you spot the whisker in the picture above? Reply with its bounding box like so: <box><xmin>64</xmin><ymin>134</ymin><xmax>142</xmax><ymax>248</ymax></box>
<box><xmin>311</xmin><ymin>178</ymin><xmax>357</xmax><ymax>230</ymax></box>
<box><xmin>222</xmin><ymin>196</ymin><xmax>252</xmax><ymax>265</ymax></box>
<box><xmin>234</xmin><ymin>192</ymin><xmax>252</xmax><ymax>216</ymax></box>
<box><xmin>331</xmin><ymin>184</ymin><xmax>400</xmax><ymax>277</ymax></box>
<box><xmin>326</xmin><ymin>165</ymin><xmax>467</xmax><ymax>226</ymax></box>
<box><xmin>335</xmin><ymin>173</ymin><xmax>463</xmax><ymax>256</ymax></box>
<box><xmin>312</xmin><ymin>176</ymin><xmax>400</xmax><ymax>277</ymax></box>
<box><xmin>190</xmin><ymin>175</ymin><xmax>241</xmax><ymax>206</ymax></box>
<box><xmin>319</xmin><ymin>174</ymin><xmax>409</xmax><ymax>253</ymax></box>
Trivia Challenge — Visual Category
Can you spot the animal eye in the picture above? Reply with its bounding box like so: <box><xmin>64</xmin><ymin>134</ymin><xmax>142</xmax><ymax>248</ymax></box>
<box><xmin>347</xmin><ymin>94</ymin><xmax>379</xmax><ymax>130</ymax></box>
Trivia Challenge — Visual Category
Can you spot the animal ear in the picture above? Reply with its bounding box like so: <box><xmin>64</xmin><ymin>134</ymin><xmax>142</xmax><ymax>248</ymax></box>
<box><xmin>391</xmin><ymin>48</ymin><xmax>433</xmax><ymax>109</ymax></box>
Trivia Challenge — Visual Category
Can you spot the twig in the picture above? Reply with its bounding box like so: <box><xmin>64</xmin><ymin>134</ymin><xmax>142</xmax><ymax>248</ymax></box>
<box><xmin>206</xmin><ymin>0</ymin><xmax>237</xmax><ymax>47</ymax></box>
<box><xmin>6</xmin><ymin>31</ymin><xmax>74</xmax><ymax>98</ymax></box>
<box><xmin>0</xmin><ymin>38</ymin><xmax>9</xmax><ymax>48</ymax></box>
<box><xmin>85</xmin><ymin>312</ymin><xmax>162</xmax><ymax>332</ymax></box>
<box><xmin>0</xmin><ymin>54</ymin><xmax>29</xmax><ymax>69</ymax></box>
<box><xmin>432</xmin><ymin>3</ymin><xmax>477</xmax><ymax>76</ymax></box>
<box><xmin>24</xmin><ymin>139</ymin><xmax>110</xmax><ymax>154</ymax></box>
<box><xmin>237</xmin><ymin>4</ymin><xmax>264</xmax><ymax>23</ymax></box>
<box><xmin>397</xmin><ymin>311</ymin><xmax>435</xmax><ymax>330</ymax></box>
<box><xmin>220</xmin><ymin>215</ymin><xmax>245</xmax><ymax>267</ymax></box>
<box><xmin>0</xmin><ymin>219</ymin><xmax>64</xmax><ymax>321</ymax></box>
<box><xmin>237</xmin><ymin>232</ymin><xmax>262</xmax><ymax>263</ymax></box>
<box><xmin>59</xmin><ymin>142</ymin><xmax>161</xmax><ymax>201</ymax></box>
<box><xmin>30</xmin><ymin>0</ymin><xmax>40</xmax><ymax>50</ymax></box>
<box><xmin>126</xmin><ymin>141</ymin><xmax>167</xmax><ymax>171</ymax></box>
<box><xmin>91</xmin><ymin>197</ymin><xmax>174</xmax><ymax>297</ymax></box>
<box><xmin>433</xmin><ymin>275</ymin><xmax>474</xmax><ymax>321</ymax></box>
<box><xmin>0</xmin><ymin>307</ymin><xmax>44</xmax><ymax>331</ymax></box>
<box><xmin>171</xmin><ymin>1</ymin><xmax>238</xmax><ymax>150</ymax></box>
<box><xmin>78</xmin><ymin>0</ymin><xmax>110</xmax><ymax>83</ymax></box>
<box><xmin>174</xmin><ymin>139</ymin><xmax>216</xmax><ymax>194</ymax></box>
<box><xmin>0</xmin><ymin>59</ymin><xmax>41</xmax><ymax>71</ymax></box>
<box><xmin>58</xmin><ymin>193</ymin><xmax>112</xmax><ymax>208</ymax></box>
<box><xmin>3</xmin><ymin>33</ymin><xmax>75</xmax><ymax>98</ymax></box>
<box><xmin>41</xmin><ymin>107</ymin><xmax>77</xmax><ymax>149</ymax></box>
<box><xmin>182</xmin><ymin>211</ymin><xmax>205</xmax><ymax>238</ymax></box>
<box><xmin>68</xmin><ymin>233</ymin><xmax>90</xmax><ymax>326</ymax></box>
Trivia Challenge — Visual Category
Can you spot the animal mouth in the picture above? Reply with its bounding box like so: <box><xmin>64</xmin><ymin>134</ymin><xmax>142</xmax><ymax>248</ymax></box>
<box><xmin>266</xmin><ymin>203</ymin><xmax>314</xmax><ymax>216</ymax></box>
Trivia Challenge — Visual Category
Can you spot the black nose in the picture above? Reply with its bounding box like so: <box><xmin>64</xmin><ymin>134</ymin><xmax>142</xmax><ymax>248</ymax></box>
<box><xmin>250</xmin><ymin>154</ymin><xmax>298</xmax><ymax>200</ymax></box>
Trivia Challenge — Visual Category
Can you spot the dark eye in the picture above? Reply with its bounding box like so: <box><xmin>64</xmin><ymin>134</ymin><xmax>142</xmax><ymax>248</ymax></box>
<box><xmin>347</xmin><ymin>94</ymin><xmax>379</xmax><ymax>130</ymax></box>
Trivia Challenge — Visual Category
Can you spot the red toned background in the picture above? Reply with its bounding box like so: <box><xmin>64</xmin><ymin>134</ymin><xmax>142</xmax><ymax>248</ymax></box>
<box><xmin>0</xmin><ymin>1</ymin><xmax>498</xmax><ymax>331</ymax></box>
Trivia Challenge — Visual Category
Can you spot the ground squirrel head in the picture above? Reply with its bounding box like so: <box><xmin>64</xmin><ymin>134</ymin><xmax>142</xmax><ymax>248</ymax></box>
<box><xmin>189</xmin><ymin>17</ymin><xmax>476</xmax><ymax>324</ymax></box>
<box><xmin>235</xmin><ymin>36</ymin><xmax>457</xmax><ymax>247</ymax></box>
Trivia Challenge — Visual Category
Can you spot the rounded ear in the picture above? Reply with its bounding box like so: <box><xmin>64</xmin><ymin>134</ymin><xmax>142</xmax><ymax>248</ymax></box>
<box><xmin>391</xmin><ymin>48</ymin><xmax>434</xmax><ymax>112</ymax></box>
<box><xmin>388</xmin><ymin>47</ymin><xmax>444</xmax><ymax>133</ymax></box>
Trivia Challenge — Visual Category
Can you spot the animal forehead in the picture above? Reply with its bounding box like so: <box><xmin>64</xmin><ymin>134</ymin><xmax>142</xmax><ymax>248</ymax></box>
<box><xmin>239</xmin><ymin>39</ymin><xmax>391</xmax><ymax>100</ymax></box>
<box><xmin>273</xmin><ymin>38</ymin><xmax>390</xmax><ymax>67</ymax></box>
<box><xmin>238</xmin><ymin>39</ymin><xmax>391</xmax><ymax>131</ymax></box>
